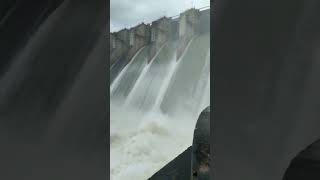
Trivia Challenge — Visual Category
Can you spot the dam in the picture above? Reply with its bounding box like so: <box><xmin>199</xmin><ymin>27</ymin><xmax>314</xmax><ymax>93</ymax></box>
<box><xmin>110</xmin><ymin>7</ymin><xmax>210</xmax><ymax>180</ymax></box>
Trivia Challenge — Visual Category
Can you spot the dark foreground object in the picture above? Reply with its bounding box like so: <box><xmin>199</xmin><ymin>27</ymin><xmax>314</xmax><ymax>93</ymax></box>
<box><xmin>149</xmin><ymin>107</ymin><xmax>210</xmax><ymax>180</ymax></box>
<box><xmin>0</xmin><ymin>0</ymin><xmax>107</xmax><ymax>179</ymax></box>
<box><xmin>192</xmin><ymin>107</ymin><xmax>210</xmax><ymax>179</ymax></box>
<box><xmin>214</xmin><ymin>0</ymin><xmax>320</xmax><ymax>179</ymax></box>
<box><xmin>283</xmin><ymin>140</ymin><xmax>320</xmax><ymax>179</ymax></box>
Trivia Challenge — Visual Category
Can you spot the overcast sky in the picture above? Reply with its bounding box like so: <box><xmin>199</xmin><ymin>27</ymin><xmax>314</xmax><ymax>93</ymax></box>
<box><xmin>110</xmin><ymin>0</ymin><xmax>210</xmax><ymax>32</ymax></box>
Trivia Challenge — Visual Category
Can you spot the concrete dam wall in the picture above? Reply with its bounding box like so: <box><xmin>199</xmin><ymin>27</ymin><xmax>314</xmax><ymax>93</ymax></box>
<box><xmin>110</xmin><ymin>7</ymin><xmax>210</xmax><ymax>180</ymax></box>
<box><xmin>110</xmin><ymin>7</ymin><xmax>210</xmax><ymax>84</ymax></box>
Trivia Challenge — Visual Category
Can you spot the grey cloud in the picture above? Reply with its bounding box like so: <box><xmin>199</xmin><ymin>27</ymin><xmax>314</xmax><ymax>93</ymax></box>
<box><xmin>110</xmin><ymin>0</ymin><xmax>210</xmax><ymax>32</ymax></box>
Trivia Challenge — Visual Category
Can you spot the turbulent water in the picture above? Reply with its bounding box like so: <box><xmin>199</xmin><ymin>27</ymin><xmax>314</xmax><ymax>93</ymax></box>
<box><xmin>110</xmin><ymin>33</ymin><xmax>210</xmax><ymax>180</ymax></box>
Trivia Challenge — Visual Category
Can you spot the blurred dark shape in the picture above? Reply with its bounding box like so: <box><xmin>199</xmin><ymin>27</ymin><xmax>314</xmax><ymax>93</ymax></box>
<box><xmin>214</xmin><ymin>0</ymin><xmax>320</xmax><ymax>179</ymax></box>
<box><xmin>0</xmin><ymin>0</ymin><xmax>107</xmax><ymax>179</ymax></box>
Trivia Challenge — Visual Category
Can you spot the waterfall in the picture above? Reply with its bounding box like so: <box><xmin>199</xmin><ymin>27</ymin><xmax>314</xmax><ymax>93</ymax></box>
<box><xmin>110</xmin><ymin>33</ymin><xmax>210</xmax><ymax>180</ymax></box>
<box><xmin>110</xmin><ymin>46</ymin><xmax>147</xmax><ymax>95</ymax></box>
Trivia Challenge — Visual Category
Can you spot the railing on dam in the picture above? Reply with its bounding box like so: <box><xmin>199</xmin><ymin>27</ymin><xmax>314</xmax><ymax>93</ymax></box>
<box><xmin>170</xmin><ymin>5</ymin><xmax>210</xmax><ymax>20</ymax></box>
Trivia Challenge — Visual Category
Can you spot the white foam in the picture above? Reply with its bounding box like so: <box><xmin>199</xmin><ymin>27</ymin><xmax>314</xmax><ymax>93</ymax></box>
<box><xmin>110</xmin><ymin>103</ymin><xmax>195</xmax><ymax>180</ymax></box>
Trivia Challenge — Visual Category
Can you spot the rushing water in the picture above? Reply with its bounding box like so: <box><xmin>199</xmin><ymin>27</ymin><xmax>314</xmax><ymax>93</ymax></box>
<box><xmin>110</xmin><ymin>33</ymin><xmax>210</xmax><ymax>180</ymax></box>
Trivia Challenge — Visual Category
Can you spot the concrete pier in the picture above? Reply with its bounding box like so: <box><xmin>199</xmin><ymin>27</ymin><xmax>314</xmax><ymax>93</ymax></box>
<box><xmin>110</xmin><ymin>28</ymin><xmax>130</xmax><ymax>66</ymax></box>
<box><xmin>149</xmin><ymin>17</ymin><xmax>171</xmax><ymax>62</ymax></box>
<box><xmin>177</xmin><ymin>8</ymin><xmax>200</xmax><ymax>59</ymax></box>
<box><xmin>128</xmin><ymin>23</ymin><xmax>150</xmax><ymax>60</ymax></box>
